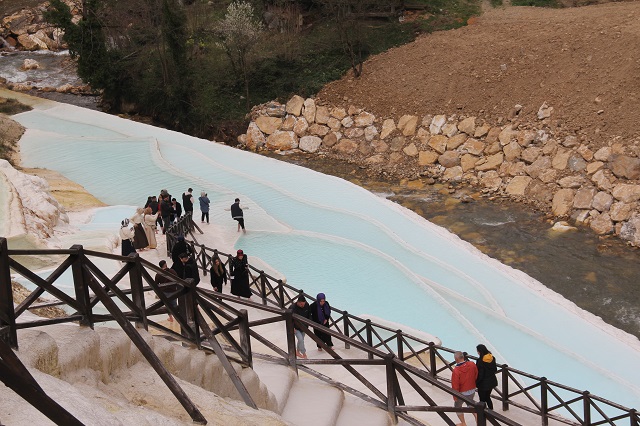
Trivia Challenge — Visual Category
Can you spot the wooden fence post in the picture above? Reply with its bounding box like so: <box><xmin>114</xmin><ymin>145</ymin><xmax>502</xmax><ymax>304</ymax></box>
<box><xmin>396</xmin><ymin>330</ymin><xmax>403</xmax><ymax>361</ymax></box>
<box><xmin>70</xmin><ymin>245</ymin><xmax>93</xmax><ymax>328</ymax></box>
<box><xmin>277</xmin><ymin>279</ymin><xmax>285</xmax><ymax>308</ymax></box>
<box><xmin>0</xmin><ymin>238</ymin><xmax>17</xmax><ymax>348</ymax></box>
<box><xmin>285</xmin><ymin>310</ymin><xmax>298</xmax><ymax>375</ymax></box>
<box><xmin>385</xmin><ymin>353</ymin><xmax>397</xmax><ymax>423</ymax></box>
<box><xmin>366</xmin><ymin>319</ymin><xmax>373</xmax><ymax>360</ymax></box>
<box><xmin>238</xmin><ymin>309</ymin><xmax>253</xmax><ymax>368</ymax></box>
<box><xmin>540</xmin><ymin>377</ymin><xmax>549</xmax><ymax>426</ymax></box>
<box><xmin>501</xmin><ymin>364</ymin><xmax>509</xmax><ymax>411</ymax></box>
<box><xmin>180</xmin><ymin>278</ymin><xmax>196</xmax><ymax>343</ymax></box>
<box><xmin>630</xmin><ymin>408</ymin><xmax>638</xmax><ymax>426</ymax></box>
<box><xmin>260</xmin><ymin>273</ymin><xmax>267</xmax><ymax>306</ymax></box>
<box><xmin>583</xmin><ymin>391</ymin><xmax>591</xmax><ymax>426</ymax></box>
<box><xmin>428</xmin><ymin>342</ymin><xmax>436</xmax><ymax>378</ymax></box>
<box><xmin>128</xmin><ymin>254</ymin><xmax>148</xmax><ymax>330</ymax></box>
<box><xmin>343</xmin><ymin>311</ymin><xmax>350</xmax><ymax>350</ymax></box>
<box><xmin>200</xmin><ymin>245</ymin><xmax>207</xmax><ymax>276</ymax></box>
<box><xmin>475</xmin><ymin>402</ymin><xmax>487</xmax><ymax>426</ymax></box>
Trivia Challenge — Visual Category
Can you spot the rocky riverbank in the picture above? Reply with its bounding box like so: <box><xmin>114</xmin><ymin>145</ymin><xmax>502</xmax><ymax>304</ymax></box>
<box><xmin>240</xmin><ymin>95</ymin><xmax>640</xmax><ymax>247</ymax></box>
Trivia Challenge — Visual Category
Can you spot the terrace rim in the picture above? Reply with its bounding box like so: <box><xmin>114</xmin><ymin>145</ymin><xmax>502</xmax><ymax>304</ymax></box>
<box><xmin>0</xmin><ymin>216</ymin><xmax>634</xmax><ymax>425</ymax></box>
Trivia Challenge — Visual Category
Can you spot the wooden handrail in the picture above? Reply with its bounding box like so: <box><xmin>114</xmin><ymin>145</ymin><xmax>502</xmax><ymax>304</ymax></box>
<box><xmin>2</xmin><ymin>237</ymin><xmax>639</xmax><ymax>426</ymax></box>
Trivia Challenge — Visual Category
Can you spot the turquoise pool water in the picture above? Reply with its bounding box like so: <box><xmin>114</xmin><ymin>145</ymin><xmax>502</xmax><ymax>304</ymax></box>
<box><xmin>14</xmin><ymin>104</ymin><xmax>640</xmax><ymax>412</ymax></box>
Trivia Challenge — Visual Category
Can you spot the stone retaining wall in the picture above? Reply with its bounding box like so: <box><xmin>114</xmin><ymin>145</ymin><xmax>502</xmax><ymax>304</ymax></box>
<box><xmin>239</xmin><ymin>95</ymin><xmax>640</xmax><ymax>247</ymax></box>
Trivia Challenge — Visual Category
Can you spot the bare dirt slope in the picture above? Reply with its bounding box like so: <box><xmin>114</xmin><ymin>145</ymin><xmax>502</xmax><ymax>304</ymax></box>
<box><xmin>319</xmin><ymin>2</ymin><xmax>640</xmax><ymax>146</ymax></box>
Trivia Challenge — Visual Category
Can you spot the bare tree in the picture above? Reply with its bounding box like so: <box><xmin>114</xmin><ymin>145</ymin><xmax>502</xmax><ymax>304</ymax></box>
<box><xmin>216</xmin><ymin>1</ymin><xmax>264</xmax><ymax>109</ymax></box>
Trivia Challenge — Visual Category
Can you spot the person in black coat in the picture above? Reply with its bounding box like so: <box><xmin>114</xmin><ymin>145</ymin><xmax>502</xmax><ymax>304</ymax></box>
<box><xmin>171</xmin><ymin>252</ymin><xmax>200</xmax><ymax>285</ymax></box>
<box><xmin>229</xmin><ymin>249</ymin><xmax>251</xmax><ymax>297</ymax></box>
<box><xmin>171</xmin><ymin>236</ymin><xmax>190</xmax><ymax>264</ymax></box>
<box><xmin>476</xmin><ymin>344</ymin><xmax>498</xmax><ymax>410</ymax></box>
<box><xmin>309</xmin><ymin>292</ymin><xmax>333</xmax><ymax>349</ymax></box>
<box><xmin>210</xmin><ymin>257</ymin><xmax>228</xmax><ymax>292</ymax></box>
<box><xmin>291</xmin><ymin>295</ymin><xmax>311</xmax><ymax>358</ymax></box>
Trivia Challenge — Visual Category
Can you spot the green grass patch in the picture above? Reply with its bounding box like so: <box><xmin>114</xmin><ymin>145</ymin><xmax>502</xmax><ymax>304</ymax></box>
<box><xmin>490</xmin><ymin>0</ymin><xmax>504</xmax><ymax>6</ymax></box>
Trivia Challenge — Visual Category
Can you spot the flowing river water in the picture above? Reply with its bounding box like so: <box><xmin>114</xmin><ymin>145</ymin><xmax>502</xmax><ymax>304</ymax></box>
<box><xmin>268</xmin><ymin>152</ymin><xmax>640</xmax><ymax>340</ymax></box>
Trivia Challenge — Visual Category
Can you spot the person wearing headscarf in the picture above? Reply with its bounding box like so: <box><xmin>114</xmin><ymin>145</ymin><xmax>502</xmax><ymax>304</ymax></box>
<box><xmin>229</xmin><ymin>249</ymin><xmax>251</xmax><ymax>297</ymax></box>
<box><xmin>199</xmin><ymin>191</ymin><xmax>210</xmax><ymax>224</ymax></box>
<box><xmin>143</xmin><ymin>206</ymin><xmax>159</xmax><ymax>249</ymax></box>
<box><xmin>476</xmin><ymin>344</ymin><xmax>498</xmax><ymax>410</ymax></box>
<box><xmin>210</xmin><ymin>257</ymin><xmax>227</xmax><ymax>292</ymax></box>
<box><xmin>119</xmin><ymin>218</ymin><xmax>136</xmax><ymax>257</ymax></box>
<box><xmin>130</xmin><ymin>207</ymin><xmax>149</xmax><ymax>250</ymax></box>
<box><xmin>309</xmin><ymin>293</ymin><xmax>333</xmax><ymax>349</ymax></box>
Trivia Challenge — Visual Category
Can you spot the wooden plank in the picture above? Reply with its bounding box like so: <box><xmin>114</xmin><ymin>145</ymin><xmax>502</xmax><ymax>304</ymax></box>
<box><xmin>85</xmin><ymin>273</ymin><xmax>207</xmax><ymax>424</ymax></box>
<box><xmin>195</xmin><ymin>309</ymin><xmax>257</xmax><ymax>409</ymax></box>
<box><xmin>238</xmin><ymin>309</ymin><xmax>253</xmax><ymax>368</ymax></box>
<box><xmin>9</xmin><ymin>259</ymin><xmax>81</xmax><ymax>311</ymax></box>
<box><xmin>70</xmin><ymin>245</ymin><xmax>93</xmax><ymax>327</ymax></box>
<box><xmin>15</xmin><ymin>316</ymin><xmax>84</xmax><ymax>329</ymax></box>
<box><xmin>0</xmin><ymin>238</ymin><xmax>17</xmax><ymax>348</ymax></box>
<box><xmin>15</xmin><ymin>254</ymin><xmax>74</xmax><ymax>317</ymax></box>
<box><xmin>128</xmin><ymin>254</ymin><xmax>148</xmax><ymax>330</ymax></box>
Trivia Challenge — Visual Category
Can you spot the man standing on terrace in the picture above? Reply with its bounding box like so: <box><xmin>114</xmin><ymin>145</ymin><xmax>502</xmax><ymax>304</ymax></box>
<box><xmin>451</xmin><ymin>351</ymin><xmax>478</xmax><ymax>426</ymax></box>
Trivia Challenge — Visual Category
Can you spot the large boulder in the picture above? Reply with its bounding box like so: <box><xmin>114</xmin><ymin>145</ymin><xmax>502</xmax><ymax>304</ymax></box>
<box><xmin>461</xmin><ymin>154</ymin><xmax>479</xmax><ymax>172</ymax></box>
<box><xmin>438</xmin><ymin>151</ymin><xmax>460</xmax><ymax>168</ymax></box>
<box><xmin>419</xmin><ymin>150</ymin><xmax>438</xmax><ymax>165</ymax></box>
<box><xmin>552</xmin><ymin>189</ymin><xmax>575</xmax><ymax>216</ymax></box>
<box><xmin>592</xmin><ymin>192</ymin><xmax>613</xmax><ymax>212</ymax></box>
<box><xmin>590</xmin><ymin>212</ymin><xmax>613</xmax><ymax>235</ymax></box>
<box><xmin>372</xmin><ymin>140</ymin><xmax>389</xmax><ymax>153</ymax></box>
<box><xmin>299</xmin><ymin>136</ymin><xmax>322</xmax><ymax>153</ymax></box>
<box><xmin>461</xmin><ymin>138</ymin><xmax>484</xmax><ymax>156</ymax></box>
<box><xmin>447</xmin><ymin>134</ymin><xmax>467</xmax><ymax>150</ymax></box>
<box><xmin>609</xmin><ymin>202</ymin><xmax>634</xmax><ymax>222</ymax></box>
<box><xmin>475</xmin><ymin>153</ymin><xmax>504</xmax><ymax>171</ymax></box>
<box><xmin>403</xmin><ymin>143</ymin><xmax>419</xmax><ymax>157</ymax></box>
<box><xmin>293</xmin><ymin>117</ymin><xmax>309</xmax><ymax>136</ymax></box>
<box><xmin>255</xmin><ymin>116</ymin><xmax>282</xmax><ymax>135</ymax></box>
<box><xmin>591</xmin><ymin>169</ymin><xmax>614</xmax><ymax>191</ymax></box>
<box><xmin>308</xmin><ymin>123</ymin><xmax>330</xmax><ymax>137</ymax></box>
<box><xmin>354</xmin><ymin>112</ymin><xmax>375</xmax><ymax>127</ymax></box>
<box><xmin>457</xmin><ymin>117</ymin><xmax>476</xmax><ymax>135</ymax></box>
<box><xmin>364</xmin><ymin>126</ymin><xmax>378</xmax><ymax>142</ymax></box>
<box><xmin>285</xmin><ymin>95</ymin><xmax>304</xmax><ymax>116</ymax></box>
<box><xmin>302</xmin><ymin>98</ymin><xmax>316</xmax><ymax>124</ymax></box>
<box><xmin>266</xmin><ymin>131</ymin><xmax>298</xmax><ymax>150</ymax></box>
<box><xmin>612</xmin><ymin>184</ymin><xmax>640</xmax><ymax>203</ymax></box>
<box><xmin>480</xmin><ymin>171</ymin><xmax>502</xmax><ymax>191</ymax></box>
<box><xmin>398</xmin><ymin>115</ymin><xmax>418</xmax><ymax>136</ymax></box>
<box><xmin>428</xmin><ymin>135</ymin><xmax>448</xmax><ymax>154</ymax></box>
<box><xmin>334</xmin><ymin>139</ymin><xmax>358</xmax><ymax>154</ymax></box>
<box><xmin>505</xmin><ymin>176</ymin><xmax>532</xmax><ymax>196</ymax></box>
<box><xmin>609</xmin><ymin>154</ymin><xmax>640</xmax><ymax>180</ymax></box>
<box><xmin>429</xmin><ymin>115</ymin><xmax>446</xmax><ymax>134</ymax></box>
<box><xmin>620</xmin><ymin>214</ymin><xmax>640</xmax><ymax>246</ymax></box>
<box><xmin>572</xmin><ymin>187</ymin><xmax>597</xmax><ymax>210</ymax></box>
<box><xmin>315</xmin><ymin>106</ymin><xmax>330</xmax><ymax>124</ymax></box>
<box><xmin>380</xmin><ymin>119</ymin><xmax>396</xmax><ymax>140</ymax></box>
<box><xmin>245</xmin><ymin>122</ymin><xmax>266</xmax><ymax>151</ymax></box>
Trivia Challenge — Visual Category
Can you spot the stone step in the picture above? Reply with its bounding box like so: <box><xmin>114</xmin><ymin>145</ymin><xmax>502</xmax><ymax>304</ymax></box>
<box><xmin>280</xmin><ymin>378</ymin><xmax>344</xmax><ymax>426</ymax></box>
<box><xmin>252</xmin><ymin>361</ymin><xmax>297</xmax><ymax>414</ymax></box>
<box><xmin>335</xmin><ymin>398</ymin><xmax>393</xmax><ymax>426</ymax></box>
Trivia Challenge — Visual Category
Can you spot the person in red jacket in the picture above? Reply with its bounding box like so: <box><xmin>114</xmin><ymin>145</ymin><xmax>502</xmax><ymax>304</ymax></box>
<box><xmin>451</xmin><ymin>351</ymin><xmax>478</xmax><ymax>426</ymax></box>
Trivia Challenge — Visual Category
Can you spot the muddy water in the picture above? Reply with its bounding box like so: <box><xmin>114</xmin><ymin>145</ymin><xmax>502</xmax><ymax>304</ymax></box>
<box><xmin>269</xmin><ymin>152</ymin><xmax>640</xmax><ymax>339</ymax></box>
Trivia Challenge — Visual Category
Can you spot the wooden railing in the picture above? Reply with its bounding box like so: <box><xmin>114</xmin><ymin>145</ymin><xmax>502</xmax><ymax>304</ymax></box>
<box><xmin>162</xmin><ymin>214</ymin><xmax>640</xmax><ymax>426</ymax></box>
<box><xmin>2</xmin><ymin>229</ymin><xmax>639</xmax><ymax>425</ymax></box>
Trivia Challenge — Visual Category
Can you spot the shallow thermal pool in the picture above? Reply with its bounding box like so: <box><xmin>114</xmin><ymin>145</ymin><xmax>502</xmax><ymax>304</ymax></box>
<box><xmin>13</xmin><ymin>103</ymin><xmax>640</xmax><ymax>412</ymax></box>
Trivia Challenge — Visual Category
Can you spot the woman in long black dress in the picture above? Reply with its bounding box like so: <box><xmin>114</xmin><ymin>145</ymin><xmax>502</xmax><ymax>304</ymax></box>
<box><xmin>130</xmin><ymin>207</ymin><xmax>149</xmax><ymax>250</ymax></box>
<box><xmin>476</xmin><ymin>344</ymin><xmax>498</xmax><ymax>409</ymax></box>
<box><xmin>119</xmin><ymin>218</ymin><xmax>136</xmax><ymax>257</ymax></box>
<box><xmin>229</xmin><ymin>249</ymin><xmax>252</xmax><ymax>297</ymax></box>
<box><xmin>210</xmin><ymin>257</ymin><xmax>228</xmax><ymax>292</ymax></box>
<box><xmin>310</xmin><ymin>293</ymin><xmax>333</xmax><ymax>349</ymax></box>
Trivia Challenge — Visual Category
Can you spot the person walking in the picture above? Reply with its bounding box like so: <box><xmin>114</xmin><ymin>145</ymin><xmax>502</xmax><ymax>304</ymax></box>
<box><xmin>476</xmin><ymin>344</ymin><xmax>498</xmax><ymax>410</ymax></box>
<box><xmin>230</xmin><ymin>198</ymin><xmax>247</xmax><ymax>233</ymax></box>
<box><xmin>143</xmin><ymin>207</ymin><xmax>158</xmax><ymax>249</ymax></box>
<box><xmin>155</xmin><ymin>260</ymin><xmax>178</xmax><ymax>322</ymax></box>
<box><xmin>451</xmin><ymin>351</ymin><xmax>479</xmax><ymax>426</ymax></box>
<box><xmin>199</xmin><ymin>191</ymin><xmax>210</xmax><ymax>224</ymax></box>
<box><xmin>309</xmin><ymin>293</ymin><xmax>333</xmax><ymax>349</ymax></box>
<box><xmin>119</xmin><ymin>218</ymin><xmax>135</xmax><ymax>256</ymax></box>
<box><xmin>171</xmin><ymin>235</ymin><xmax>191</xmax><ymax>264</ymax></box>
<box><xmin>229</xmin><ymin>249</ymin><xmax>252</xmax><ymax>297</ymax></box>
<box><xmin>182</xmin><ymin>188</ymin><xmax>194</xmax><ymax>218</ymax></box>
<box><xmin>171</xmin><ymin>198</ymin><xmax>182</xmax><ymax>224</ymax></box>
<box><xmin>160</xmin><ymin>194</ymin><xmax>173</xmax><ymax>234</ymax></box>
<box><xmin>210</xmin><ymin>257</ymin><xmax>227</xmax><ymax>292</ymax></box>
<box><xmin>291</xmin><ymin>295</ymin><xmax>311</xmax><ymax>359</ymax></box>
<box><xmin>130</xmin><ymin>207</ymin><xmax>149</xmax><ymax>251</ymax></box>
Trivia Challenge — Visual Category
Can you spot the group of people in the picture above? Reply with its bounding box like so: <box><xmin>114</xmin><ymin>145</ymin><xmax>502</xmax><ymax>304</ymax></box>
<box><xmin>290</xmin><ymin>293</ymin><xmax>334</xmax><ymax>359</ymax></box>
<box><xmin>450</xmin><ymin>345</ymin><xmax>499</xmax><ymax>425</ymax></box>
<box><xmin>119</xmin><ymin>206</ymin><xmax>160</xmax><ymax>255</ymax></box>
